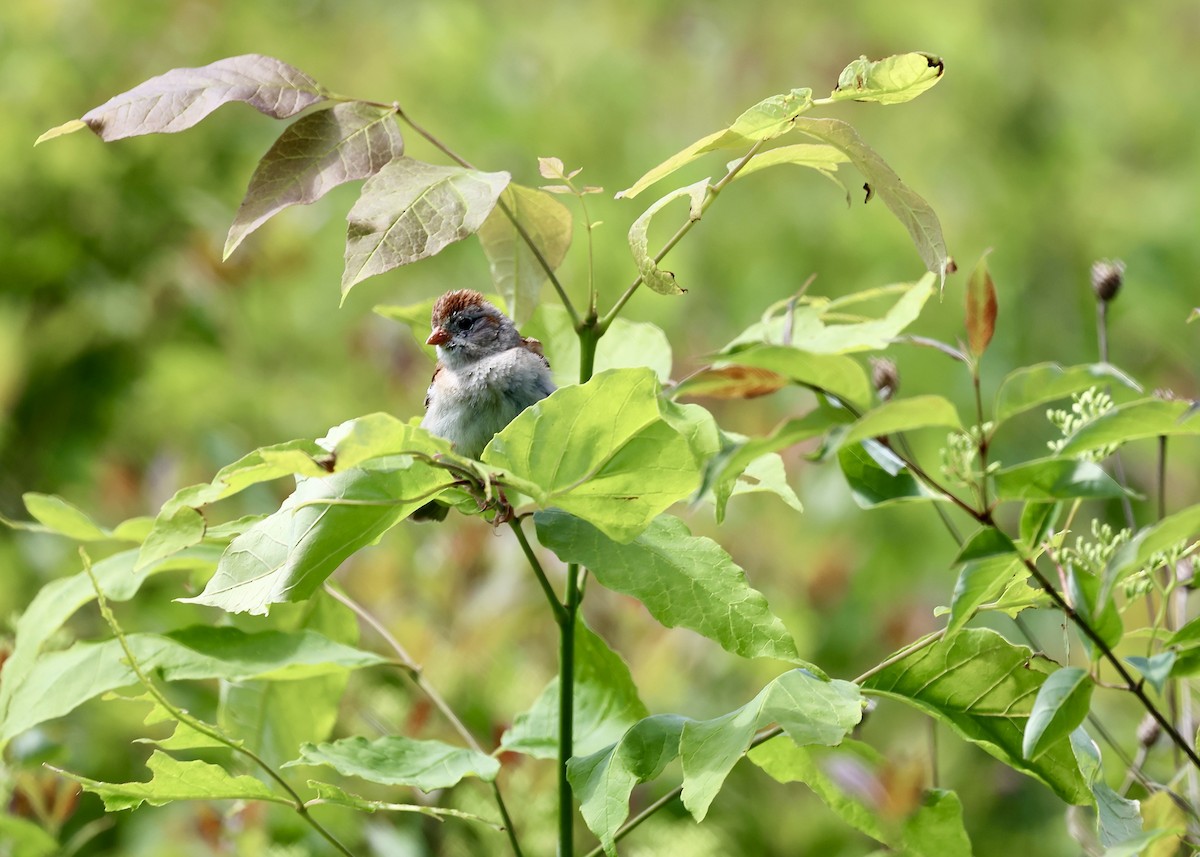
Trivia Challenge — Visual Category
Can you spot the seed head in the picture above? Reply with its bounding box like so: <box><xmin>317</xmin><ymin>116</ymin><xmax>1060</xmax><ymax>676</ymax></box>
<box><xmin>1091</xmin><ymin>259</ymin><xmax>1125</xmax><ymax>303</ymax></box>
<box><xmin>1137</xmin><ymin>713</ymin><xmax>1161</xmax><ymax>748</ymax></box>
<box><xmin>870</xmin><ymin>358</ymin><xmax>900</xmax><ymax>402</ymax></box>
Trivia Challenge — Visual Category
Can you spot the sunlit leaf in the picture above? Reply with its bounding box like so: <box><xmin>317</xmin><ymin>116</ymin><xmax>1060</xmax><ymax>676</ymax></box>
<box><xmin>477</xmin><ymin>184</ymin><xmax>573</xmax><ymax>324</ymax></box>
<box><xmin>994</xmin><ymin>363</ymin><xmax>1141</xmax><ymax>424</ymax></box>
<box><xmin>342</xmin><ymin>157</ymin><xmax>510</xmax><ymax>296</ymax></box>
<box><xmin>965</xmin><ymin>252</ymin><xmax>997</xmax><ymax>357</ymax></box>
<box><xmin>718</xmin><ymin>449</ymin><xmax>803</xmax><ymax>519</ymax></box>
<box><xmin>841</xmin><ymin>395</ymin><xmax>962</xmax><ymax>446</ymax></box>
<box><xmin>225</xmin><ymin>101</ymin><xmax>404</xmax><ymax>258</ymax></box>
<box><xmin>627</xmin><ymin>179</ymin><xmax>709</xmax><ymax>295</ymax></box>
<box><xmin>993</xmin><ymin>459</ymin><xmax>1129</xmax><ymax>503</ymax></box>
<box><xmin>729</xmin><ymin>143</ymin><xmax>850</xmax><ymax>199</ymax></box>
<box><xmin>838</xmin><ymin>440</ymin><xmax>944</xmax><ymax>508</ymax></box>
<box><xmin>828</xmin><ymin>53</ymin><xmax>945</xmax><ymax>105</ymax></box>
<box><xmin>1066</xmin><ymin>567</ymin><xmax>1123</xmax><ymax>659</ymax></box>
<box><xmin>535</xmin><ymin>511</ymin><xmax>802</xmax><ymax>663</ymax></box>
<box><xmin>135</xmin><ymin>506</ymin><xmax>206</xmax><ymax>571</ymax></box>
<box><xmin>718</xmin><ymin>345</ymin><xmax>872</xmax><ymax>409</ymax></box>
<box><xmin>286</xmin><ymin>736</ymin><xmax>498</xmax><ymax>790</ymax></box>
<box><xmin>1023</xmin><ymin>667</ymin><xmax>1093</xmax><ymax>761</ymax></box>
<box><xmin>1059</xmin><ymin>398</ymin><xmax>1200</xmax><ymax>456</ymax></box>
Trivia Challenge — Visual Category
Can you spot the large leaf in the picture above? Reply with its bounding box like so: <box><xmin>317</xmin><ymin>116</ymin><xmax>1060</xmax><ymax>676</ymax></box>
<box><xmin>524</xmin><ymin>304</ymin><xmax>673</xmax><ymax>386</ymax></box>
<box><xmin>838</xmin><ymin>440</ymin><xmax>944</xmax><ymax>508</ymax></box>
<box><xmin>342</xmin><ymin>157</ymin><xmax>510</xmax><ymax>296</ymax></box>
<box><xmin>501</xmin><ymin>619</ymin><xmax>648</xmax><ymax>759</ymax></box>
<box><xmin>225</xmin><ymin>101</ymin><xmax>405</xmax><ymax>258</ymax></box>
<box><xmin>827</xmin><ymin>53</ymin><xmax>945</xmax><ymax>105</ymax></box>
<box><xmin>627</xmin><ymin>179</ymin><xmax>709</xmax><ymax>295</ymax></box>
<box><xmin>483</xmin><ymin>368</ymin><xmax>700</xmax><ymax>542</ymax></box>
<box><xmin>0</xmin><ymin>627</ymin><xmax>387</xmax><ymax>744</ymax></box>
<box><xmin>861</xmin><ymin>628</ymin><xmax>1090</xmax><ymax>803</ymax></box>
<box><xmin>1059</xmin><ymin>398</ymin><xmax>1200</xmax><ymax>456</ymax></box>
<box><xmin>1023</xmin><ymin>667</ymin><xmax>1093</xmax><ymax>760</ymax></box>
<box><xmin>477</xmin><ymin>184</ymin><xmax>573</xmax><ymax>325</ymax></box>
<box><xmin>58</xmin><ymin>751</ymin><xmax>283</xmax><ymax>811</ymax></box>
<box><xmin>42</xmin><ymin>55</ymin><xmax>328</xmax><ymax>143</ymax></box>
<box><xmin>717</xmin><ymin>345</ymin><xmax>872</xmax><ymax>409</ymax></box>
<box><xmin>286</xmin><ymin>736</ymin><xmax>498</xmax><ymax>790</ymax></box>
<box><xmin>680</xmin><ymin>669</ymin><xmax>863</xmax><ymax>820</ymax></box>
<box><xmin>994</xmin><ymin>363</ymin><xmax>1141</xmax><ymax>424</ymax></box>
<box><xmin>792</xmin><ymin>117</ymin><xmax>950</xmax><ymax>284</ymax></box>
<box><xmin>840</xmin><ymin>395</ymin><xmax>962</xmax><ymax>447</ymax></box>
<box><xmin>182</xmin><ymin>458</ymin><xmax>455</xmax><ymax>615</ymax></box>
<box><xmin>993</xmin><ymin>459</ymin><xmax>1130</xmax><ymax>503</ymax></box>
<box><xmin>535</xmin><ymin>511</ymin><xmax>802</xmax><ymax>664</ymax></box>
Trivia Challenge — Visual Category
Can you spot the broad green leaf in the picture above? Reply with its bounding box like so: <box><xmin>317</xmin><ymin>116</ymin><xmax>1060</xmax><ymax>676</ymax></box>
<box><xmin>861</xmin><ymin>628</ymin><xmax>1090</xmax><ymax>804</ymax></box>
<box><xmin>305</xmin><ymin>781</ymin><xmax>499</xmax><ymax>825</ymax></box>
<box><xmin>1060</xmin><ymin>398</ymin><xmax>1200</xmax><ymax>456</ymax></box>
<box><xmin>749</xmin><ymin>738</ymin><xmax>889</xmax><ymax>843</ymax></box>
<box><xmin>342</xmin><ymin>157</ymin><xmax>510</xmax><ymax>296</ymax></box>
<box><xmin>841</xmin><ymin>395</ymin><xmax>962</xmax><ymax>446</ymax></box>
<box><xmin>828</xmin><ymin>53</ymin><xmax>945</xmax><ymax>105</ymax></box>
<box><xmin>1019</xmin><ymin>501</ymin><xmax>1062</xmax><ymax>550</ymax></box>
<box><xmin>225</xmin><ymin>101</ymin><xmax>404</xmax><ymax>258</ymax></box>
<box><xmin>56</xmin><ymin>750</ymin><xmax>283</xmax><ymax>811</ymax></box>
<box><xmin>535</xmin><ymin>511</ymin><xmax>802</xmax><ymax>663</ymax></box>
<box><xmin>1105</xmin><ymin>503</ymin><xmax>1200</xmax><ymax>599</ymax></box>
<box><xmin>994</xmin><ymin>363</ymin><xmax>1141</xmax><ymax>424</ymax></box>
<box><xmin>722</xmin><ymin>277</ymin><xmax>935</xmax><ymax>357</ymax></box>
<box><xmin>1102</xmin><ymin>830</ymin><xmax>1182</xmax><ymax>857</ymax></box>
<box><xmin>617</xmin><ymin>88</ymin><xmax>813</xmax><ymax>199</ymax></box>
<box><xmin>965</xmin><ymin>252</ymin><xmax>997</xmax><ymax>358</ymax></box>
<box><xmin>718</xmin><ymin>345</ymin><xmax>871</xmax><ymax>409</ymax></box>
<box><xmin>681</xmin><ymin>670</ymin><xmax>863</xmax><ymax>820</ymax></box>
<box><xmin>501</xmin><ymin>618</ymin><xmax>648</xmax><ymax>759</ymax></box>
<box><xmin>318</xmin><ymin>413</ymin><xmax>451</xmax><ymax>472</ymax></box>
<box><xmin>135</xmin><ymin>506</ymin><xmax>206</xmax><ymax>571</ymax></box>
<box><xmin>1125</xmin><ymin>653</ymin><xmax>1175</xmax><ymax>695</ymax></box>
<box><xmin>659</xmin><ymin>399</ymin><xmax>722</xmax><ymax>466</ymax></box>
<box><xmin>838</xmin><ymin>440</ymin><xmax>944</xmax><ymax>508</ymax></box>
<box><xmin>627</xmin><ymin>179</ymin><xmax>708</xmax><ymax>295</ymax></box>
<box><xmin>947</xmin><ymin>529</ymin><xmax>1024</xmax><ymax>636</ymax></box>
<box><xmin>182</xmin><ymin>459</ymin><xmax>454</xmax><ymax>615</ymax></box>
<box><xmin>792</xmin><ymin>118</ymin><xmax>950</xmax><ymax>284</ymax></box>
<box><xmin>567</xmin><ymin>714</ymin><xmax>687</xmax><ymax>855</ymax></box>
<box><xmin>119</xmin><ymin>690</ymin><xmax>232</xmax><ymax>752</ymax></box>
<box><xmin>1023</xmin><ymin>667</ymin><xmax>1093</xmax><ymax>760</ymax></box>
<box><xmin>67</xmin><ymin>55</ymin><xmax>328</xmax><ymax>142</ymax></box>
<box><xmin>22</xmin><ymin>492</ymin><xmax>112</xmax><ymax>540</ymax></box>
<box><xmin>993</xmin><ymin>459</ymin><xmax>1129</xmax><ymax>503</ymax></box>
<box><xmin>1066</xmin><ymin>568</ymin><xmax>1123</xmax><ymax>658</ymax></box>
<box><xmin>524</xmin><ymin>304</ymin><xmax>673</xmax><ymax>386</ymax></box>
<box><xmin>0</xmin><ymin>815</ymin><xmax>58</xmax><ymax>856</ymax></box>
<box><xmin>477</xmin><ymin>184</ymin><xmax>573</xmax><ymax>325</ymax></box>
<box><xmin>484</xmin><ymin>369</ymin><xmax>700</xmax><ymax>542</ymax></box>
<box><xmin>1071</xmin><ymin>730</ymin><xmax>1143</xmax><ymax>848</ymax></box>
<box><xmin>0</xmin><ymin>627</ymin><xmax>388</xmax><ymax>743</ymax></box>
<box><xmin>902</xmin><ymin>789</ymin><xmax>973</xmax><ymax>857</ymax></box>
<box><xmin>286</xmin><ymin>736</ymin><xmax>498</xmax><ymax>791</ymax></box>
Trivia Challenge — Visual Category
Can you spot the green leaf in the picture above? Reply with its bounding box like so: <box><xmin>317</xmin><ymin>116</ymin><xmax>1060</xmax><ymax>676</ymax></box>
<box><xmin>477</xmin><ymin>184</ymin><xmax>573</xmax><ymax>325</ymax></box>
<box><xmin>627</xmin><ymin>179</ymin><xmax>708</xmax><ymax>295</ymax></box>
<box><xmin>841</xmin><ymin>395</ymin><xmax>962</xmax><ymax>447</ymax></box>
<box><xmin>1060</xmin><ymin>398</ymin><xmax>1200</xmax><ymax>456</ymax></box>
<box><xmin>861</xmin><ymin>628</ymin><xmax>1090</xmax><ymax>804</ymax></box>
<box><xmin>160</xmin><ymin>439</ymin><xmax>328</xmax><ymax>515</ymax></box>
<box><xmin>501</xmin><ymin>618</ymin><xmax>649</xmax><ymax>759</ymax></box>
<box><xmin>1023</xmin><ymin>667</ymin><xmax>1093</xmax><ymax>760</ymax></box>
<box><xmin>21</xmin><ymin>492</ymin><xmax>112</xmax><ymax>540</ymax></box>
<box><xmin>305</xmin><ymin>781</ymin><xmax>499</xmax><ymax>825</ymax></box>
<box><xmin>838</xmin><ymin>440</ymin><xmax>944</xmax><ymax>508</ymax></box>
<box><xmin>828</xmin><ymin>53</ymin><xmax>945</xmax><ymax>105</ymax></box>
<box><xmin>993</xmin><ymin>458</ymin><xmax>1130</xmax><ymax>503</ymax></box>
<box><xmin>1105</xmin><ymin>503</ymin><xmax>1200</xmax><ymax>599</ymax></box>
<box><xmin>524</xmin><ymin>304</ymin><xmax>673</xmax><ymax>386</ymax></box>
<box><xmin>342</xmin><ymin>157</ymin><xmax>510</xmax><ymax>297</ymax></box>
<box><xmin>1066</xmin><ymin>567</ymin><xmax>1123</xmax><ymax>658</ymax></box>
<box><xmin>72</xmin><ymin>54</ymin><xmax>328</xmax><ymax>142</ymax></box>
<box><xmin>34</xmin><ymin>118</ymin><xmax>88</xmax><ymax>145</ymax></box>
<box><xmin>994</xmin><ymin>363</ymin><xmax>1141</xmax><ymax>424</ymax></box>
<box><xmin>792</xmin><ymin>118</ymin><xmax>950</xmax><ymax>285</ymax></box>
<box><xmin>730</xmin><ymin>143</ymin><xmax>850</xmax><ymax>197</ymax></box>
<box><xmin>0</xmin><ymin>627</ymin><xmax>388</xmax><ymax>744</ymax></box>
<box><xmin>1101</xmin><ymin>830</ymin><xmax>1182</xmax><ymax>857</ymax></box>
<box><xmin>617</xmin><ymin>88</ymin><xmax>813</xmax><ymax>199</ymax></box>
<box><xmin>947</xmin><ymin>529</ymin><xmax>1024</xmax><ymax>636</ymax></box>
<box><xmin>225</xmin><ymin>101</ymin><xmax>404</xmax><ymax>259</ymax></box>
<box><xmin>717</xmin><ymin>448</ymin><xmax>803</xmax><ymax>519</ymax></box>
<box><xmin>135</xmin><ymin>506</ymin><xmax>206</xmax><ymax>571</ymax></box>
<box><xmin>568</xmin><ymin>714</ymin><xmax>687</xmax><ymax>856</ymax></box>
<box><xmin>965</xmin><ymin>252</ymin><xmax>997</xmax><ymax>358</ymax></box>
<box><xmin>286</xmin><ymin>736</ymin><xmax>498</xmax><ymax>791</ymax></box>
<box><xmin>718</xmin><ymin>345</ymin><xmax>872</xmax><ymax>409</ymax></box>
<box><xmin>1072</xmin><ymin>730</ymin><xmax>1144</xmax><ymax>848</ymax></box>
<box><xmin>535</xmin><ymin>511</ymin><xmax>802</xmax><ymax>664</ymax></box>
<box><xmin>182</xmin><ymin>459</ymin><xmax>454</xmax><ymax>615</ymax></box>
<box><xmin>902</xmin><ymin>789</ymin><xmax>973</xmax><ymax>857</ymax></box>
<box><xmin>1019</xmin><ymin>501</ymin><xmax>1062</xmax><ymax>550</ymax></box>
<box><xmin>0</xmin><ymin>815</ymin><xmax>58</xmax><ymax>857</ymax></box>
<box><xmin>1125</xmin><ymin>653</ymin><xmax>1175</xmax><ymax>695</ymax></box>
<box><xmin>55</xmin><ymin>750</ymin><xmax>283</xmax><ymax>811</ymax></box>
<box><xmin>319</xmin><ymin>413</ymin><xmax>451</xmax><ymax>472</ymax></box>
<box><xmin>681</xmin><ymin>669</ymin><xmax>862</xmax><ymax>820</ymax></box>
<box><xmin>483</xmin><ymin>368</ymin><xmax>700</xmax><ymax>542</ymax></box>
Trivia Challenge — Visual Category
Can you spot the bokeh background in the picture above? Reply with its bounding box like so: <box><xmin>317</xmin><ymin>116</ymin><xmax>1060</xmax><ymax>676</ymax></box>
<box><xmin>3</xmin><ymin>0</ymin><xmax>1199</xmax><ymax>854</ymax></box>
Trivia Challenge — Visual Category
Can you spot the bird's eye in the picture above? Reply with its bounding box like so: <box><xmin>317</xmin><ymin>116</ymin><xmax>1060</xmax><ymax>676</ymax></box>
<box><xmin>453</xmin><ymin>316</ymin><xmax>474</xmax><ymax>332</ymax></box>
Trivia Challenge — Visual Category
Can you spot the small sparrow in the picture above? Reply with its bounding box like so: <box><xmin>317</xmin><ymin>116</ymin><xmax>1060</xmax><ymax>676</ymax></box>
<box><xmin>412</xmin><ymin>290</ymin><xmax>555</xmax><ymax>520</ymax></box>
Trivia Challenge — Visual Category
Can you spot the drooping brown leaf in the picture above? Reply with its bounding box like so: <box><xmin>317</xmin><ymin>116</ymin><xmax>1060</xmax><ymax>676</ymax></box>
<box><xmin>673</xmin><ymin>366</ymin><xmax>787</xmax><ymax>399</ymax></box>
<box><xmin>965</xmin><ymin>252</ymin><xmax>998</xmax><ymax>357</ymax></box>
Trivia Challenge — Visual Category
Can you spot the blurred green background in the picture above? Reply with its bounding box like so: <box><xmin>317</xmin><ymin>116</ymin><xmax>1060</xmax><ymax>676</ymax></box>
<box><xmin>3</xmin><ymin>0</ymin><xmax>1199</xmax><ymax>854</ymax></box>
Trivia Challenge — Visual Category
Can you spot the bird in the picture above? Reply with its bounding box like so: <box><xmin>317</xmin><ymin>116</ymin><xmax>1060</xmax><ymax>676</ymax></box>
<box><xmin>412</xmin><ymin>289</ymin><xmax>556</xmax><ymax>519</ymax></box>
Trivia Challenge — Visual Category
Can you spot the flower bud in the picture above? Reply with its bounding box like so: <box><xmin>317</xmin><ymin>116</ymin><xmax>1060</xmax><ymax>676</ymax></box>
<box><xmin>1091</xmin><ymin>259</ymin><xmax>1125</xmax><ymax>303</ymax></box>
<box><xmin>870</xmin><ymin>358</ymin><xmax>900</xmax><ymax>401</ymax></box>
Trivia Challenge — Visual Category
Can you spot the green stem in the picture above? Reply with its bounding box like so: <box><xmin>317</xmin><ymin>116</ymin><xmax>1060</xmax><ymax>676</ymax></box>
<box><xmin>972</xmin><ymin>366</ymin><xmax>989</xmax><ymax>509</ymax></box>
<box><xmin>508</xmin><ymin>518</ymin><xmax>568</xmax><ymax>625</ymax></box>
<box><xmin>560</xmin><ymin>563</ymin><xmax>581</xmax><ymax>856</ymax></box>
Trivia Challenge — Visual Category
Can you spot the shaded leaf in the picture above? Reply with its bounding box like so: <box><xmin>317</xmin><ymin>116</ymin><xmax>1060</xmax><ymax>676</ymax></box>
<box><xmin>1125</xmin><ymin>653</ymin><xmax>1175</xmax><ymax>696</ymax></box>
<box><xmin>1071</xmin><ymin>730</ymin><xmax>1144</xmax><ymax>848</ymax></box>
<box><xmin>342</xmin><ymin>157</ymin><xmax>510</xmax><ymax>296</ymax></box>
<box><xmin>306</xmin><ymin>781</ymin><xmax>499</xmax><ymax>825</ymax></box>
<box><xmin>523</xmin><ymin>304</ymin><xmax>673</xmax><ymax>386</ymax></box>
<box><xmin>477</xmin><ymin>184</ymin><xmax>573</xmax><ymax>325</ymax></box>
<box><xmin>628</xmin><ymin>179</ymin><xmax>708</xmax><ymax>295</ymax></box>
<box><xmin>1023</xmin><ymin>668</ymin><xmax>1093</xmax><ymax>760</ymax></box>
<box><xmin>861</xmin><ymin>628</ymin><xmax>1090</xmax><ymax>803</ymax></box>
<box><xmin>902</xmin><ymin>789</ymin><xmax>973</xmax><ymax>857</ymax></box>
<box><xmin>74</xmin><ymin>55</ymin><xmax>328</xmax><ymax>142</ymax></box>
<box><xmin>965</xmin><ymin>252</ymin><xmax>997</xmax><ymax>357</ymax></box>
<box><xmin>718</xmin><ymin>345</ymin><xmax>872</xmax><ymax>409</ymax></box>
<box><xmin>993</xmin><ymin>459</ymin><xmax>1129</xmax><ymax>503</ymax></box>
<box><xmin>838</xmin><ymin>440</ymin><xmax>944</xmax><ymax>508</ymax></box>
<box><xmin>947</xmin><ymin>529</ymin><xmax>1023</xmax><ymax>636</ymax></box>
<box><xmin>1105</xmin><ymin>503</ymin><xmax>1200</xmax><ymax>599</ymax></box>
<box><xmin>994</xmin><ymin>363</ymin><xmax>1141</xmax><ymax>425</ymax></box>
<box><xmin>286</xmin><ymin>736</ymin><xmax>498</xmax><ymax>790</ymax></box>
<box><xmin>841</xmin><ymin>395</ymin><xmax>962</xmax><ymax>447</ymax></box>
<box><xmin>1019</xmin><ymin>502</ymin><xmax>1062</xmax><ymax>550</ymax></box>
<box><xmin>829</xmin><ymin>53</ymin><xmax>945</xmax><ymax>105</ymax></box>
<box><xmin>1066</xmin><ymin>568</ymin><xmax>1123</xmax><ymax>659</ymax></box>
<box><xmin>535</xmin><ymin>511</ymin><xmax>802</xmax><ymax>663</ymax></box>
<box><xmin>1060</xmin><ymin>398</ymin><xmax>1200</xmax><ymax>456</ymax></box>
<box><xmin>225</xmin><ymin>101</ymin><xmax>404</xmax><ymax>258</ymax></box>
<box><xmin>673</xmin><ymin>365</ymin><xmax>787</xmax><ymax>399</ymax></box>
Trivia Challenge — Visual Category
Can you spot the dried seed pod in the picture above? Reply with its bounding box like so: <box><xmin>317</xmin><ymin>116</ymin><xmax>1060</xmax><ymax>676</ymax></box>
<box><xmin>1091</xmin><ymin>259</ymin><xmax>1125</xmax><ymax>303</ymax></box>
<box><xmin>1137</xmin><ymin>712</ymin><xmax>1161</xmax><ymax>748</ymax></box>
<box><xmin>870</xmin><ymin>358</ymin><xmax>900</xmax><ymax>401</ymax></box>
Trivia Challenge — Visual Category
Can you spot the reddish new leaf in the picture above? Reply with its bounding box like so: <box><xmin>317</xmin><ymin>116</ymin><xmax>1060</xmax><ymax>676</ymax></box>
<box><xmin>966</xmin><ymin>252</ymin><xmax>997</xmax><ymax>357</ymax></box>
<box><xmin>673</xmin><ymin>366</ymin><xmax>787</xmax><ymax>399</ymax></box>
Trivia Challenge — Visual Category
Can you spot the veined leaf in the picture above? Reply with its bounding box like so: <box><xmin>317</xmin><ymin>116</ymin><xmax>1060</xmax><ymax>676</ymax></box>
<box><xmin>1019</xmin><ymin>501</ymin><xmax>1062</xmax><ymax>550</ymax></box>
<box><xmin>286</xmin><ymin>736</ymin><xmax>498</xmax><ymax>790</ymax></box>
<box><xmin>993</xmin><ymin>459</ymin><xmax>1129</xmax><ymax>503</ymax></box>
<box><xmin>136</xmin><ymin>506</ymin><xmax>206</xmax><ymax>571</ymax></box>
<box><xmin>861</xmin><ymin>628</ymin><xmax>1090</xmax><ymax>804</ymax></box>
<box><xmin>718</xmin><ymin>345</ymin><xmax>871</xmax><ymax>409</ymax></box>
<box><xmin>838</xmin><ymin>440</ymin><xmax>944</xmax><ymax>508</ymax></box>
<box><xmin>627</xmin><ymin>179</ymin><xmax>709</xmax><ymax>295</ymax></box>
<box><xmin>841</xmin><ymin>395</ymin><xmax>962</xmax><ymax>446</ymax></box>
<box><xmin>225</xmin><ymin>101</ymin><xmax>404</xmax><ymax>258</ymax></box>
<box><xmin>342</xmin><ymin>157</ymin><xmax>510</xmax><ymax>296</ymax></box>
<box><xmin>524</xmin><ymin>304</ymin><xmax>673</xmax><ymax>386</ymax></box>
<box><xmin>1023</xmin><ymin>667</ymin><xmax>1093</xmax><ymax>760</ymax></box>
<box><xmin>1059</xmin><ymin>398</ymin><xmax>1200</xmax><ymax>456</ymax></box>
<box><xmin>535</xmin><ymin>511</ymin><xmax>802</xmax><ymax>664</ymax></box>
<box><xmin>1071</xmin><ymin>730</ymin><xmax>1145</xmax><ymax>849</ymax></box>
<box><xmin>828</xmin><ymin>53</ymin><xmax>945</xmax><ymax>105</ymax></box>
<box><xmin>477</xmin><ymin>184</ymin><xmax>573</xmax><ymax>325</ymax></box>
<box><xmin>994</xmin><ymin>363</ymin><xmax>1141</xmax><ymax>424</ymax></box>
<box><xmin>56</xmin><ymin>55</ymin><xmax>328</xmax><ymax>142</ymax></box>
<box><xmin>946</xmin><ymin>529</ymin><xmax>1024</xmax><ymax>636</ymax></box>
<box><xmin>965</xmin><ymin>252</ymin><xmax>997</xmax><ymax>358</ymax></box>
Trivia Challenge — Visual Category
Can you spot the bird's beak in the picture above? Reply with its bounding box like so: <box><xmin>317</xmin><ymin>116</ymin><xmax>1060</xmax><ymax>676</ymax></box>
<box><xmin>426</xmin><ymin>327</ymin><xmax>450</xmax><ymax>346</ymax></box>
